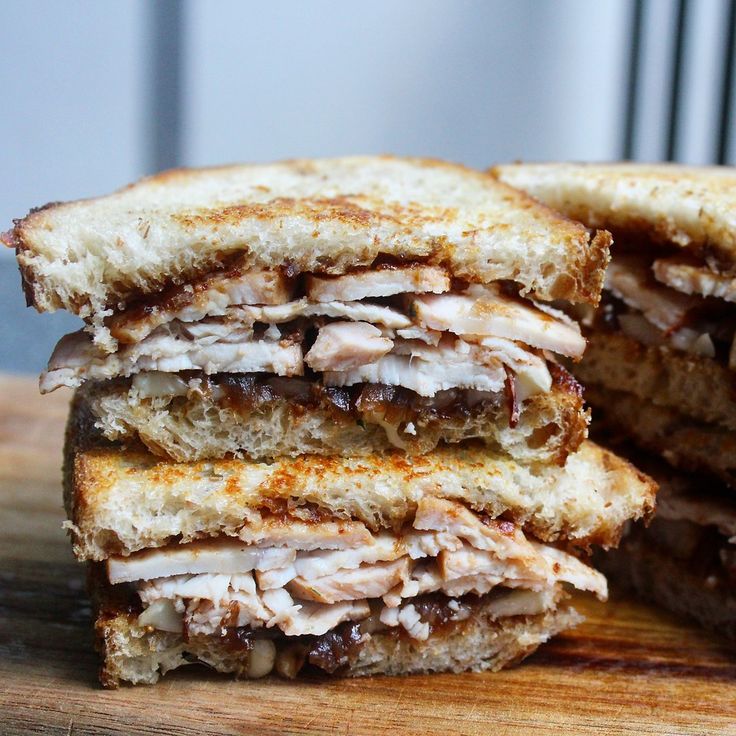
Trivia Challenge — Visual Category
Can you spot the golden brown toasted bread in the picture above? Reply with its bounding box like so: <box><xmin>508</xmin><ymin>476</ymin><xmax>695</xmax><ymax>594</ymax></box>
<box><xmin>9</xmin><ymin>156</ymin><xmax>610</xmax><ymax>321</ymax></box>
<box><xmin>492</xmin><ymin>162</ymin><xmax>736</xmax><ymax>267</ymax></box>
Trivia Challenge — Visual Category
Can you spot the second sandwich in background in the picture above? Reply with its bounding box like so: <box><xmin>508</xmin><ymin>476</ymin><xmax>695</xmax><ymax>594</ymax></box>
<box><xmin>8</xmin><ymin>156</ymin><xmax>656</xmax><ymax>685</ymax></box>
<box><xmin>494</xmin><ymin>161</ymin><xmax>736</xmax><ymax>641</ymax></box>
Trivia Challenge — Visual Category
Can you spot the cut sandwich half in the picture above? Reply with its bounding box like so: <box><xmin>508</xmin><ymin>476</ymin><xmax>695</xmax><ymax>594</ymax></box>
<box><xmin>493</xmin><ymin>162</ymin><xmax>736</xmax><ymax>484</ymax></box>
<box><xmin>7</xmin><ymin>156</ymin><xmax>611</xmax><ymax>463</ymax></box>
<box><xmin>65</xmin><ymin>391</ymin><xmax>655</xmax><ymax>686</ymax></box>
<box><xmin>492</xmin><ymin>161</ymin><xmax>736</xmax><ymax>641</ymax></box>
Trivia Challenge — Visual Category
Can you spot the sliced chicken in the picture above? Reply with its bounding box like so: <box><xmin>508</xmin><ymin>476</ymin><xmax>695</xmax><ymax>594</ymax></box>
<box><xmin>653</xmin><ymin>256</ymin><xmax>736</xmax><ymax>303</ymax></box>
<box><xmin>234</xmin><ymin>299</ymin><xmax>412</xmax><ymax>329</ymax></box>
<box><xmin>255</xmin><ymin>564</ymin><xmax>298</xmax><ymax>590</ymax></box>
<box><xmin>306</xmin><ymin>264</ymin><xmax>450</xmax><ymax>302</ymax></box>
<box><xmin>485</xmin><ymin>588</ymin><xmax>558</xmax><ymax>619</ymax></box>
<box><xmin>403</xmin><ymin>530</ymin><xmax>463</xmax><ymax>559</ymax></box>
<box><xmin>413</xmin><ymin>497</ymin><xmax>537</xmax><ymax>561</ymax></box>
<box><xmin>108</xmin><ymin>541</ymin><xmax>295</xmax><ymax>584</ymax></box>
<box><xmin>438</xmin><ymin>544</ymin><xmax>550</xmax><ymax>588</ymax></box>
<box><xmin>392</xmin><ymin>335</ymin><xmax>552</xmax><ymax>401</ymax></box>
<box><xmin>532</xmin><ymin>544</ymin><xmax>608</xmax><ymax>600</ymax></box>
<box><xmin>605</xmin><ymin>255</ymin><xmax>700</xmax><ymax>332</ymax></box>
<box><xmin>275</xmin><ymin>599</ymin><xmax>372</xmax><ymax>637</ymax></box>
<box><xmin>305</xmin><ymin>321</ymin><xmax>393</xmax><ymax>371</ymax></box>
<box><xmin>110</xmin><ymin>268</ymin><xmax>294</xmax><ymax>344</ymax></box>
<box><xmin>287</xmin><ymin>558</ymin><xmax>410</xmax><ymax>604</ymax></box>
<box><xmin>130</xmin><ymin>500</ymin><xmax>605</xmax><ymax>641</ymax></box>
<box><xmin>397</xmin><ymin>603</ymin><xmax>430</xmax><ymax>641</ymax></box>
<box><xmin>131</xmin><ymin>371</ymin><xmax>191</xmax><ymax>398</ymax></box>
<box><xmin>324</xmin><ymin>352</ymin><xmax>506</xmax><ymax>397</ymax></box>
<box><xmin>293</xmin><ymin>533</ymin><xmax>404</xmax><ymax>579</ymax></box>
<box><xmin>139</xmin><ymin>572</ymin><xmax>237</xmax><ymax>605</ymax></box>
<box><xmin>477</xmin><ymin>336</ymin><xmax>552</xmax><ymax>400</ymax></box>
<box><xmin>616</xmin><ymin>313</ymin><xmax>716</xmax><ymax>358</ymax></box>
<box><xmin>408</xmin><ymin>284</ymin><xmax>585</xmax><ymax>358</ymax></box>
<box><xmin>395</xmin><ymin>326</ymin><xmax>442</xmax><ymax>345</ymax></box>
<box><xmin>40</xmin><ymin>325</ymin><xmax>304</xmax><ymax>393</ymax></box>
<box><xmin>238</xmin><ymin>517</ymin><xmax>375</xmax><ymax>551</ymax></box>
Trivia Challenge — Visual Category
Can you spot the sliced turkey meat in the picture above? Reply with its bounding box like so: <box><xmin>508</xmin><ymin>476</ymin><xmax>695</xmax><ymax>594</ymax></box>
<box><xmin>407</xmin><ymin>284</ymin><xmax>586</xmax><ymax>358</ymax></box>
<box><xmin>236</xmin><ymin>516</ymin><xmax>375</xmax><ymax>551</ymax></box>
<box><xmin>306</xmin><ymin>264</ymin><xmax>450</xmax><ymax>302</ymax></box>
<box><xmin>323</xmin><ymin>351</ymin><xmax>507</xmax><ymax>397</ymax></box>
<box><xmin>531</xmin><ymin>544</ymin><xmax>608</xmax><ymax>599</ymax></box>
<box><xmin>305</xmin><ymin>321</ymin><xmax>393</xmax><ymax>371</ymax></box>
<box><xmin>653</xmin><ymin>256</ymin><xmax>736</xmax><ymax>303</ymax></box>
<box><xmin>108</xmin><ymin>540</ymin><xmax>295</xmax><ymax>584</ymax></box>
<box><xmin>293</xmin><ymin>534</ymin><xmax>405</xmax><ymax>579</ymax></box>
<box><xmin>109</xmin><ymin>268</ymin><xmax>295</xmax><ymax>344</ymax></box>
<box><xmin>271</xmin><ymin>598</ymin><xmax>372</xmax><ymax>638</ymax></box>
<box><xmin>233</xmin><ymin>299</ymin><xmax>412</xmax><ymax>329</ymax></box>
<box><xmin>605</xmin><ymin>255</ymin><xmax>701</xmax><ymax>332</ymax></box>
<box><xmin>126</xmin><ymin>499</ymin><xmax>605</xmax><ymax>641</ymax></box>
<box><xmin>40</xmin><ymin>325</ymin><xmax>303</xmax><ymax>393</ymax></box>
<box><xmin>287</xmin><ymin>558</ymin><xmax>410</xmax><ymax>604</ymax></box>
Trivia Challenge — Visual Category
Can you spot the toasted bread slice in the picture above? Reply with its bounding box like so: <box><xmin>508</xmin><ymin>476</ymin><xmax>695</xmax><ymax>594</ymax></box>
<box><xmin>63</xmin><ymin>389</ymin><xmax>655</xmax><ymax>561</ymax></box>
<box><xmin>83</xmin><ymin>369</ymin><xmax>588</xmax><ymax>464</ymax></box>
<box><xmin>91</xmin><ymin>566</ymin><xmax>580</xmax><ymax>687</ymax></box>
<box><xmin>575</xmin><ymin>331</ymin><xmax>736</xmax><ymax>431</ymax></box>
<box><xmin>492</xmin><ymin>162</ymin><xmax>736</xmax><ymax>268</ymax></box>
<box><xmin>585</xmin><ymin>384</ymin><xmax>736</xmax><ymax>491</ymax></box>
<box><xmin>8</xmin><ymin>156</ymin><xmax>610</xmax><ymax>320</ymax></box>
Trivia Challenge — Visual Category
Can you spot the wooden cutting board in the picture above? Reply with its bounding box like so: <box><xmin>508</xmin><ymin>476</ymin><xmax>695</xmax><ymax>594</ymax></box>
<box><xmin>0</xmin><ymin>374</ymin><xmax>734</xmax><ymax>735</ymax></box>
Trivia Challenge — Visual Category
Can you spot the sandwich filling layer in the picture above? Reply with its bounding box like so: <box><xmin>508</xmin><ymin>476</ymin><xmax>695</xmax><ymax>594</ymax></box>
<box><xmin>111</xmin><ymin>498</ymin><xmax>605</xmax><ymax>646</ymax></box>
<box><xmin>41</xmin><ymin>262</ymin><xmax>584</xmax><ymax>403</ymax></box>
<box><xmin>589</xmin><ymin>249</ymin><xmax>736</xmax><ymax>370</ymax></box>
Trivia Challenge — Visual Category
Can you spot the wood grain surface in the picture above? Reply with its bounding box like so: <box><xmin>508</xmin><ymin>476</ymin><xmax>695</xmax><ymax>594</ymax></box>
<box><xmin>1</xmin><ymin>373</ymin><xmax>734</xmax><ymax>735</ymax></box>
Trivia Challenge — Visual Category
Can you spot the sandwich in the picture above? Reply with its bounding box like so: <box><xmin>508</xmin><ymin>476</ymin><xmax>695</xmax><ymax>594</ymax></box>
<box><xmin>5</xmin><ymin>156</ymin><xmax>611</xmax><ymax>463</ymax></box>
<box><xmin>493</xmin><ymin>162</ymin><xmax>736</xmax><ymax>639</ymax></box>
<box><xmin>66</xmin><ymin>389</ymin><xmax>654</xmax><ymax>686</ymax></box>
<box><xmin>7</xmin><ymin>155</ymin><xmax>655</xmax><ymax>686</ymax></box>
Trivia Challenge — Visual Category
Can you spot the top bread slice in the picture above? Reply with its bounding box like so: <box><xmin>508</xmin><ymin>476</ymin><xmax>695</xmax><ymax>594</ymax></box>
<box><xmin>64</xmin><ymin>388</ymin><xmax>656</xmax><ymax>561</ymax></box>
<box><xmin>492</xmin><ymin>162</ymin><xmax>736</xmax><ymax>268</ymax></box>
<box><xmin>8</xmin><ymin>156</ymin><xmax>609</xmax><ymax>320</ymax></box>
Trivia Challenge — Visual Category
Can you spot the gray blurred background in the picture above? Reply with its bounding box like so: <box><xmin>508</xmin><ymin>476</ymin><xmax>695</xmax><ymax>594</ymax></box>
<box><xmin>1</xmin><ymin>0</ymin><xmax>735</xmax><ymax>374</ymax></box>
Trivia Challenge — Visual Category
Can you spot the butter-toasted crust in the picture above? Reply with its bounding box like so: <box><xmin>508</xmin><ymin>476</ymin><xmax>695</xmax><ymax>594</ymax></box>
<box><xmin>11</xmin><ymin>156</ymin><xmax>609</xmax><ymax>319</ymax></box>
<box><xmin>492</xmin><ymin>161</ymin><xmax>736</xmax><ymax>268</ymax></box>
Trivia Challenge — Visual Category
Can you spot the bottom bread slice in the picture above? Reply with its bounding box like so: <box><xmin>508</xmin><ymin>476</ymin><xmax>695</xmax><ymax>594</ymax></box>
<box><xmin>92</xmin><ymin>574</ymin><xmax>582</xmax><ymax>687</ymax></box>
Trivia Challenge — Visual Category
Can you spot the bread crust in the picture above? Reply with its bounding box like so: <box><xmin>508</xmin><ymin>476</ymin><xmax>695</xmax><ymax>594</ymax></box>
<box><xmin>10</xmin><ymin>156</ymin><xmax>610</xmax><ymax>318</ymax></box>
<box><xmin>63</xmin><ymin>389</ymin><xmax>656</xmax><ymax>560</ymax></box>
<box><xmin>492</xmin><ymin>162</ymin><xmax>736</xmax><ymax>269</ymax></box>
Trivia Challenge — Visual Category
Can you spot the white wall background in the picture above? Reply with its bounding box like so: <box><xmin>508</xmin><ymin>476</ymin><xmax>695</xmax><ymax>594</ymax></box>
<box><xmin>0</xmin><ymin>0</ymin><xmax>734</xmax><ymax>373</ymax></box>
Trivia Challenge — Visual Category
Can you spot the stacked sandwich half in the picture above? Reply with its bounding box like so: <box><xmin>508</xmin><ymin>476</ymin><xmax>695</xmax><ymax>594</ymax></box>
<box><xmin>7</xmin><ymin>156</ymin><xmax>654</xmax><ymax>686</ymax></box>
<box><xmin>495</xmin><ymin>162</ymin><xmax>736</xmax><ymax>640</ymax></box>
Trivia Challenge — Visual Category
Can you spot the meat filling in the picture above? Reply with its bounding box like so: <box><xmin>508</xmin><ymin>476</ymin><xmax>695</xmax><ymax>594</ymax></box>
<box><xmin>600</xmin><ymin>248</ymin><xmax>736</xmax><ymax>369</ymax></box>
<box><xmin>40</xmin><ymin>262</ymin><xmax>581</xmax><ymax>401</ymax></box>
<box><xmin>118</xmin><ymin>498</ymin><xmax>606</xmax><ymax>648</ymax></box>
